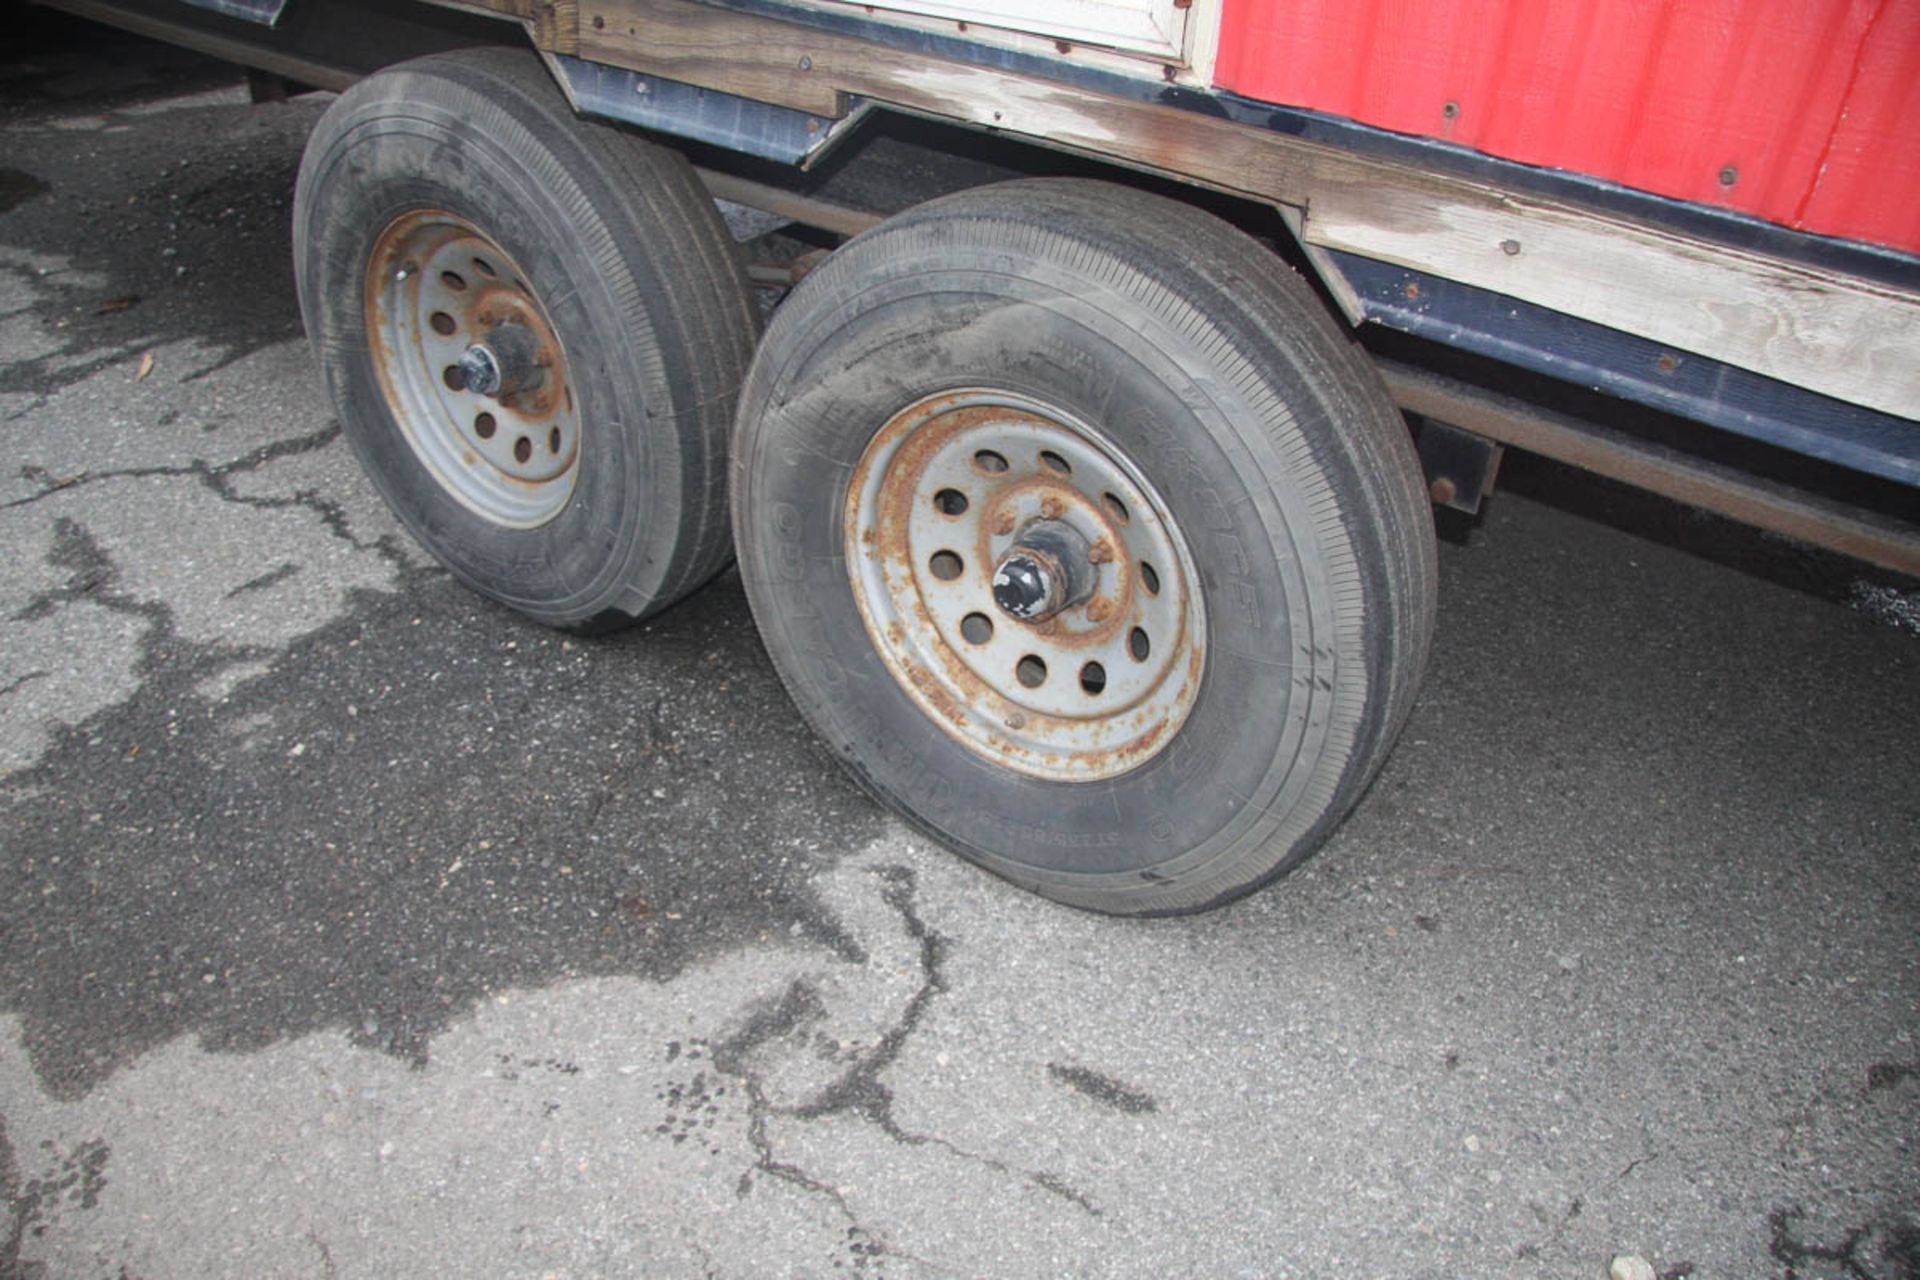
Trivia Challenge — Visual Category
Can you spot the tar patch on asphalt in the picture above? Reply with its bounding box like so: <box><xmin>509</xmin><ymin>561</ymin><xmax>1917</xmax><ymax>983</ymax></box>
<box><xmin>0</xmin><ymin>572</ymin><xmax>884</xmax><ymax>1099</ymax></box>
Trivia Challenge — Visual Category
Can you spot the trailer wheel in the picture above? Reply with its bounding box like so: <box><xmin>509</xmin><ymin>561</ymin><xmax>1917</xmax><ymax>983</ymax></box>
<box><xmin>733</xmin><ymin>179</ymin><xmax>1436</xmax><ymax>914</ymax></box>
<box><xmin>294</xmin><ymin>49</ymin><xmax>756</xmax><ymax>629</ymax></box>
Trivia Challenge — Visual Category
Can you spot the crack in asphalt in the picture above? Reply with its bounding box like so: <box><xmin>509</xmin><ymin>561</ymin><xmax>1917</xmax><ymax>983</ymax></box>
<box><xmin>1767</xmin><ymin>1205</ymin><xmax>1920</xmax><ymax>1280</ymax></box>
<box><xmin>1046</xmin><ymin>1062</ymin><xmax>1159</xmax><ymax>1115</ymax></box>
<box><xmin>1615</xmin><ymin>1153</ymin><xmax>1659</xmax><ymax>1182</ymax></box>
<box><xmin>710</xmin><ymin>864</ymin><xmax>1099</xmax><ymax>1274</ymax></box>
<box><xmin>11</xmin><ymin>516</ymin><xmax>165</xmax><ymax>631</ymax></box>
<box><xmin>6</xmin><ymin>424</ymin><xmax>418</xmax><ymax>590</ymax></box>
<box><xmin>226</xmin><ymin>562</ymin><xmax>300</xmax><ymax>598</ymax></box>
<box><xmin>6</xmin><ymin>423</ymin><xmax>339</xmax><ymax>512</ymax></box>
<box><xmin>799</xmin><ymin>867</ymin><xmax>1101</xmax><ymax>1217</ymax></box>
<box><xmin>0</xmin><ymin>673</ymin><xmax>48</xmax><ymax>701</ymax></box>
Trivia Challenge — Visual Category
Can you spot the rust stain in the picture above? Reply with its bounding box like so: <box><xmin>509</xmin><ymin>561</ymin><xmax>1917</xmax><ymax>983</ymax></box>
<box><xmin>1115</xmin><ymin>718</ymin><xmax>1166</xmax><ymax>760</ymax></box>
<box><xmin>900</xmin><ymin>660</ymin><xmax>968</xmax><ymax>729</ymax></box>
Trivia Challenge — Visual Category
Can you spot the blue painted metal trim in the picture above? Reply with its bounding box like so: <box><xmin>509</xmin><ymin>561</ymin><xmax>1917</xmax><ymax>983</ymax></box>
<box><xmin>1330</xmin><ymin>251</ymin><xmax>1920</xmax><ymax>487</ymax></box>
<box><xmin>554</xmin><ymin>55</ymin><xmax>844</xmax><ymax>165</ymax></box>
<box><xmin>703</xmin><ymin>0</ymin><xmax>1920</xmax><ymax>292</ymax></box>
<box><xmin>176</xmin><ymin>0</ymin><xmax>286</xmax><ymax>24</ymax></box>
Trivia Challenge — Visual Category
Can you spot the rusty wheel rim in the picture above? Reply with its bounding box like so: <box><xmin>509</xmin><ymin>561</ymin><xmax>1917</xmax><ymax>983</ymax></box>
<box><xmin>364</xmin><ymin>210</ymin><xmax>580</xmax><ymax>528</ymax></box>
<box><xmin>845</xmin><ymin>391</ymin><xmax>1207</xmax><ymax>782</ymax></box>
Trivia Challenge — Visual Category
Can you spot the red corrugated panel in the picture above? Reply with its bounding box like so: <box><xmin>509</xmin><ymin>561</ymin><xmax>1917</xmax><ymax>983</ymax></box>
<box><xmin>1796</xmin><ymin>1</ymin><xmax>1920</xmax><ymax>251</ymax></box>
<box><xmin>1212</xmin><ymin>0</ymin><xmax>1920</xmax><ymax>255</ymax></box>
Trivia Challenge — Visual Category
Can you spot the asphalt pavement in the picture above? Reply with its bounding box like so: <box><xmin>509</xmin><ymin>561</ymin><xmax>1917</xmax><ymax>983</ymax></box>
<box><xmin>1</xmin><ymin>19</ymin><xmax>1916</xmax><ymax>1280</ymax></box>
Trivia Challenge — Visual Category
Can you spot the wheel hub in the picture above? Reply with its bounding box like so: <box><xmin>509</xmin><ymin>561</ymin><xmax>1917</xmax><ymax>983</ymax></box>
<box><xmin>456</xmin><ymin>323</ymin><xmax>547</xmax><ymax>400</ymax></box>
<box><xmin>992</xmin><ymin>519</ymin><xmax>1095</xmax><ymax>621</ymax></box>
<box><xmin>845</xmin><ymin>391</ymin><xmax>1207</xmax><ymax>782</ymax></box>
<box><xmin>363</xmin><ymin>210</ymin><xmax>580</xmax><ymax>528</ymax></box>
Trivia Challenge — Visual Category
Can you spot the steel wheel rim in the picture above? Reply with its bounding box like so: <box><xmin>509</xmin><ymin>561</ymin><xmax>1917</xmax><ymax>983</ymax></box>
<box><xmin>364</xmin><ymin>210</ymin><xmax>580</xmax><ymax>529</ymax></box>
<box><xmin>845</xmin><ymin>391</ymin><xmax>1207</xmax><ymax>782</ymax></box>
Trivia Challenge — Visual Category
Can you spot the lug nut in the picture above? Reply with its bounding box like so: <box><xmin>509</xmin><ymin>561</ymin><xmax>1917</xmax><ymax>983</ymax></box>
<box><xmin>1086</xmin><ymin>598</ymin><xmax>1112</xmax><ymax>623</ymax></box>
<box><xmin>1088</xmin><ymin>539</ymin><xmax>1114</xmax><ymax>564</ymax></box>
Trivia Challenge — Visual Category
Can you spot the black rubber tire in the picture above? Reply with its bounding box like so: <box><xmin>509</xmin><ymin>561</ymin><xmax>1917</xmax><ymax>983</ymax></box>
<box><xmin>732</xmin><ymin>179</ymin><xmax>1437</xmax><ymax>915</ymax></box>
<box><xmin>294</xmin><ymin>48</ymin><xmax>758</xmax><ymax>630</ymax></box>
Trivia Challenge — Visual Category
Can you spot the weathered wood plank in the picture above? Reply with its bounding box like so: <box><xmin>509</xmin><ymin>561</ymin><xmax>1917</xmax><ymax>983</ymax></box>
<box><xmin>1305</xmin><ymin>181</ymin><xmax>1920</xmax><ymax>420</ymax></box>
<box><xmin>529</xmin><ymin>1</ymin><xmax>581</xmax><ymax>53</ymax></box>
<box><xmin>581</xmin><ymin>0</ymin><xmax>849</xmax><ymax>115</ymax></box>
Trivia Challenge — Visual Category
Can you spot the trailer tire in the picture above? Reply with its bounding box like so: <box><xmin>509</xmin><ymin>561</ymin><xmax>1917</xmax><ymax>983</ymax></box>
<box><xmin>294</xmin><ymin>48</ymin><xmax>757</xmax><ymax>630</ymax></box>
<box><xmin>733</xmin><ymin>179</ymin><xmax>1436</xmax><ymax>914</ymax></box>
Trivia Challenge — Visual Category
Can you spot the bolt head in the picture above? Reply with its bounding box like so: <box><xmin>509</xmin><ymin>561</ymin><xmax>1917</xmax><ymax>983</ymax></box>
<box><xmin>457</xmin><ymin>345</ymin><xmax>502</xmax><ymax>397</ymax></box>
<box><xmin>992</xmin><ymin>554</ymin><xmax>1053</xmax><ymax>620</ymax></box>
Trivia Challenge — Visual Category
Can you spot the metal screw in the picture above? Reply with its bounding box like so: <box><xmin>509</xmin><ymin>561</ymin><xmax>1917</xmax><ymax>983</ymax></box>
<box><xmin>798</xmin><ymin>55</ymin><xmax>813</xmax><ymax>70</ymax></box>
<box><xmin>1428</xmin><ymin>477</ymin><xmax>1457</xmax><ymax>505</ymax></box>
<box><xmin>1441</xmin><ymin>101</ymin><xmax>1460</xmax><ymax>120</ymax></box>
<box><xmin>1500</xmin><ymin>239</ymin><xmax>1521</xmax><ymax>256</ymax></box>
<box><xmin>633</xmin><ymin>80</ymin><xmax>649</xmax><ymax>96</ymax></box>
<box><xmin>1005</xmin><ymin>712</ymin><xmax>1026</xmax><ymax>730</ymax></box>
<box><xmin>1718</xmin><ymin>165</ymin><xmax>1739</xmax><ymax>188</ymax></box>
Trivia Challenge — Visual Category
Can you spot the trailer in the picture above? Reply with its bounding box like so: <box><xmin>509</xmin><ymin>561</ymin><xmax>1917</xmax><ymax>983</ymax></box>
<box><xmin>35</xmin><ymin>0</ymin><xmax>1920</xmax><ymax>913</ymax></box>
